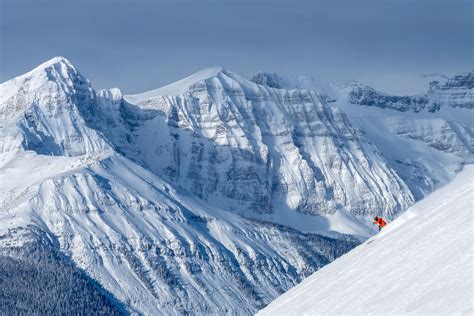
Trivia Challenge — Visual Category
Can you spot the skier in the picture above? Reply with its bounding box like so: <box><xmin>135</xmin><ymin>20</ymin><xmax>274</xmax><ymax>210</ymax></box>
<box><xmin>373</xmin><ymin>216</ymin><xmax>387</xmax><ymax>231</ymax></box>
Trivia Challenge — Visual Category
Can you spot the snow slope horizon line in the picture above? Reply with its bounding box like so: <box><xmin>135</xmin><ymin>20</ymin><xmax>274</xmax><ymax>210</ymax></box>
<box><xmin>259</xmin><ymin>164</ymin><xmax>474</xmax><ymax>315</ymax></box>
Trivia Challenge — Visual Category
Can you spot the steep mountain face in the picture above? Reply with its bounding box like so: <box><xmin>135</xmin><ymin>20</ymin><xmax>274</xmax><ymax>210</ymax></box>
<box><xmin>384</xmin><ymin>117</ymin><xmax>470</xmax><ymax>157</ymax></box>
<box><xmin>119</xmin><ymin>68</ymin><xmax>414</xmax><ymax>219</ymax></box>
<box><xmin>259</xmin><ymin>166</ymin><xmax>474</xmax><ymax>315</ymax></box>
<box><xmin>0</xmin><ymin>58</ymin><xmax>360</xmax><ymax>315</ymax></box>
<box><xmin>0</xmin><ymin>57</ymin><xmax>108</xmax><ymax>155</ymax></box>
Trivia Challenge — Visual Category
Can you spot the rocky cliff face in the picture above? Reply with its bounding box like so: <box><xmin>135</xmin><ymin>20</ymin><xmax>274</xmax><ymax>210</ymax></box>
<box><xmin>342</xmin><ymin>82</ymin><xmax>432</xmax><ymax>112</ymax></box>
<box><xmin>116</xmin><ymin>68</ymin><xmax>416</xmax><ymax>218</ymax></box>
<box><xmin>428</xmin><ymin>71</ymin><xmax>474</xmax><ymax>109</ymax></box>
<box><xmin>341</xmin><ymin>71</ymin><xmax>474</xmax><ymax>112</ymax></box>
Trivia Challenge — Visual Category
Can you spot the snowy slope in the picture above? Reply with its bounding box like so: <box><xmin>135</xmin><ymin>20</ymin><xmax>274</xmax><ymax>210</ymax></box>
<box><xmin>259</xmin><ymin>165</ymin><xmax>474</xmax><ymax>315</ymax></box>
<box><xmin>0</xmin><ymin>150</ymin><xmax>360</xmax><ymax>315</ymax></box>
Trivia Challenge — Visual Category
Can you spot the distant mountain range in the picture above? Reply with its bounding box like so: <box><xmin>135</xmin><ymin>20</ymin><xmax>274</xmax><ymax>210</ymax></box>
<box><xmin>0</xmin><ymin>57</ymin><xmax>472</xmax><ymax>314</ymax></box>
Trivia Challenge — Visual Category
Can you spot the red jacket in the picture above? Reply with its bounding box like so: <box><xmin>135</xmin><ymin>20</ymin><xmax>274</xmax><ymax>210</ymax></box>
<box><xmin>374</xmin><ymin>217</ymin><xmax>387</xmax><ymax>227</ymax></box>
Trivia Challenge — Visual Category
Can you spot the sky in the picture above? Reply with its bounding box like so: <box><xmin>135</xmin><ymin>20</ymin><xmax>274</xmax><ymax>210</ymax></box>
<box><xmin>0</xmin><ymin>0</ymin><xmax>472</xmax><ymax>95</ymax></box>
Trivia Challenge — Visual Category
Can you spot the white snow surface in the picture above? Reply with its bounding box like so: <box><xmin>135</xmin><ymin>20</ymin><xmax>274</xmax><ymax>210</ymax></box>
<box><xmin>259</xmin><ymin>165</ymin><xmax>474</xmax><ymax>315</ymax></box>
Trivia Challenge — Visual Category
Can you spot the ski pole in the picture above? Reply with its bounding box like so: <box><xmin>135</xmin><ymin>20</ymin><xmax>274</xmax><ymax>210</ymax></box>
<box><xmin>370</xmin><ymin>223</ymin><xmax>374</xmax><ymax>235</ymax></box>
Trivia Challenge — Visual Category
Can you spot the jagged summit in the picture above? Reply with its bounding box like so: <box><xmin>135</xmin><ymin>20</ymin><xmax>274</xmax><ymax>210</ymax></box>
<box><xmin>0</xmin><ymin>56</ymin><xmax>105</xmax><ymax>156</ymax></box>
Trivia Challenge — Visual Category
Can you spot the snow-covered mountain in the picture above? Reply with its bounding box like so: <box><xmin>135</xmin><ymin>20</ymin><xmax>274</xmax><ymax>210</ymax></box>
<box><xmin>121</xmin><ymin>67</ymin><xmax>471</xmax><ymax>223</ymax></box>
<box><xmin>0</xmin><ymin>58</ymin><xmax>359</xmax><ymax>314</ymax></box>
<box><xmin>122</xmin><ymin>67</ymin><xmax>416</xmax><ymax>221</ymax></box>
<box><xmin>333</xmin><ymin>76</ymin><xmax>473</xmax><ymax>201</ymax></box>
<box><xmin>252</xmin><ymin>71</ymin><xmax>472</xmax><ymax>202</ymax></box>
<box><xmin>0</xmin><ymin>57</ymin><xmax>472</xmax><ymax>314</ymax></box>
<box><xmin>259</xmin><ymin>165</ymin><xmax>474</xmax><ymax>315</ymax></box>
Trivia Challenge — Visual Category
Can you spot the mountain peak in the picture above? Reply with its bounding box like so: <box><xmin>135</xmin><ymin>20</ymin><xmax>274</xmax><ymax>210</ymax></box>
<box><xmin>38</xmin><ymin>56</ymin><xmax>74</xmax><ymax>69</ymax></box>
<box><xmin>124</xmin><ymin>66</ymin><xmax>228</xmax><ymax>103</ymax></box>
<box><xmin>22</xmin><ymin>56</ymin><xmax>79</xmax><ymax>81</ymax></box>
<box><xmin>0</xmin><ymin>56</ymin><xmax>83</xmax><ymax>104</ymax></box>
<box><xmin>2</xmin><ymin>56</ymin><xmax>81</xmax><ymax>87</ymax></box>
